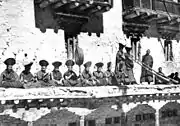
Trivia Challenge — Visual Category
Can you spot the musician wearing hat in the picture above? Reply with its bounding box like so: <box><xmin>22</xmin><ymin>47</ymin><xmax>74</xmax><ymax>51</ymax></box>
<box><xmin>51</xmin><ymin>61</ymin><xmax>62</xmax><ymax>85</ymax></box>
<box><xmin>0</xmin><ymin>58</ymin><xmax>23</xmax><ymax>88</ymax></box>
<box><xmin>63</xmin><ymin>59</ymin><xmax>81</xmax><ymax>86</ymax></box>
<box><xmin>19</xmin><ymin>61</ymin><xmax>34</xmax><ymax>85</ymax></box>
<box><xmin>124</xmin><ymin>46</ymin><xmax>137</xmax><ymax>85</ymax></box>
<box><xmin>105</xmin><ymin>62</ymin><xmax>117</xmax><ymax>85</ymax></box>
<box><xmin>34</xmin><ymin>60</ymin><xmax>54</xmax><ymax>87</ymax></box>
<box><xmin>93</xmin><ymin>62</ymin><xmax>107</xmax><ymax>86</ymax></box>
<box><xmin>155</xmin><ymin>67</ymin><xmax>168</xmax><ymax>84</ymax></box>
<box><xmin>81</xmin><ymin>61</ymin><xmax>96</xmax><ymax>86</ymax></box>
<box><xmin>115</xmin><ymin>43</ymin><xmax>126</xmax><ymax>85</ymax></box>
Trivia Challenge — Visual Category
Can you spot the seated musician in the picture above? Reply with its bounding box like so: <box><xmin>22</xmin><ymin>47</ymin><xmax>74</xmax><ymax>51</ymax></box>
<box><xmin>155</xmin><ymin>67</ymin><xmax>168</xmax><ymax>84</ymax></box>
<box><xmin>81</xmin><ymin>61</ymin><xmax>96</xmax><ymax>86</ymax></box>
<box><xmin>93</xmin><ymin>62</ymin><xmax>107</xmax><ymax>86</ymax></box>
<box><xmin>0</xmin><ymin>58</ymin><xmax>23</xmax><ymax>88</ymax></box>
<box><xmin>51</xmin><ymin>61</ymin><xmax>63</xmax><ymax>86</ymax></box>
<box><xmin>19</xmin><ymin>61</ymin><xmax>34</xmax><ymax>86</ymax></box>
<box><xmin>173</xmin><ymin>72</ymin><xmax>180</xmax><ymax>83</ymax></box>
<box><xmin>105</xmin><ymin>62</ymin><xmax>117</xmax><ymax>85</ymax></box>
<box><xmin>34</xmin><ymin>60</ymin><xmax>55</xmax><ymax>87</ymax></box>
<box><xmin>63</xmin><ymin>60</ymin><xmax>81</xmax><ymax>87</ymax></box>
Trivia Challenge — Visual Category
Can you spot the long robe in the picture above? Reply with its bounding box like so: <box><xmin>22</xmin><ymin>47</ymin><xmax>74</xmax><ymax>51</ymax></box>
<box><xmin>51</xmin><ymin>70</ymin><xmax>63</xmax><ymax>86</ymax></box>
<box><xmin>63</xmin><ymin>70</ymin><xmax>81</xmax><ymax>87</ymax></box>
<box><xmin>105</xmin><ymin>70</ymin><xmax>118</xmax><ymax>85</ymax></box>
<box><xmin>0</xmin><ymin>70</ymin><xmax>23</xmax><ymax>88</ymax></box>
<box><xmin>155</xmin><ymin>72</ymin><xmax>168</xmax><ymax>84</ymax></box>
<box><xmin>19</xmin><ymin>71</ymin><xmax>34</xmax><ymax>88</ymax></box>
<box><xmin>19</xmin><ymin>71</ymin><xmax>34</xmax><ymax>83</ymax></box>
<box><xmin>25</xmin><ymin>70</ymin><xmax>55</xmax><ymax>88</ymax></box>
<box><xmin>124</xmin><ymin>53</ymin><xmax>136</xmax><ymax>84</ymax></box>
<box><xmin>140</xmin><ymin>54</ymin><xmax>153</xmax><ymax>83</ymax></box>
<box><xmin>81</xmin><ymin>70</ymin><xmax>95</xmax><ymax>86</ymax></box>
<box><xmin>115</xmin><ymin>50</ymin><xmax>126</xmax><ymax>84</ymax></box>
<box><xmin>93</xmin><ymin>71</ymin><xmax>107</xmax><ymax>86</ymax></box>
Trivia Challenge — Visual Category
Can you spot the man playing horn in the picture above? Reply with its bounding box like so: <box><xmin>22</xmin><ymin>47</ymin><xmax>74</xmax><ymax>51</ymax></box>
<box><xmin>124</xmin><ymin>46</ymin><xmax>137</xmax><ymax>85</ymax></box>
<box><xmin>115</xmin><ymin>43</ymin><xmax>126</xmax><ymax>85</ymax></box>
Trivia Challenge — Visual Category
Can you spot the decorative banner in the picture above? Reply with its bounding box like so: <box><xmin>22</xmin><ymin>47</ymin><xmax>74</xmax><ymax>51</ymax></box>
<box><xmin>0</xmin><ymin>85</ymin><xmax>179</xmax><ymax>100</ymax></box>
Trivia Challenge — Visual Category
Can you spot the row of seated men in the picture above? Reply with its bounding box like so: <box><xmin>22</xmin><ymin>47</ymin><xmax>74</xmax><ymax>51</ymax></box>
<box><xmin>0</xmin><ymin>58</ymin><xmax>121</xmax><ymax>88</ymax></box>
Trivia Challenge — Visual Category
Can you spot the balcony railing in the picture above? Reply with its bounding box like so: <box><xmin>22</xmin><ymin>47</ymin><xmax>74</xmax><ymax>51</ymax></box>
<box><xmin>123</xmin><ymin>0</ymin><xmax>180</xmax><ymax>16</ymax></box>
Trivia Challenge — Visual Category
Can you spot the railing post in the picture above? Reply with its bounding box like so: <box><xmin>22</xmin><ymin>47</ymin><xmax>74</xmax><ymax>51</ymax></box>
<box><xmin>155</xmin><ymin>108</ymin><xmax>160</xmax><ymax>126</ymax></box>
<box><xmin>80</xmin><ymin>115</ymin><xmax>85</xmax><ymax>126</ymax></box>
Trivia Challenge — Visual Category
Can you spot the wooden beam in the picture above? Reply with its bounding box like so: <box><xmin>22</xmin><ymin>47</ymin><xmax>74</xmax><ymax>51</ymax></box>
<box><xmin>124</xmin><ymin>10</ymin><xmax>140</xmax><ymax>20</ymax></box>
<box><xmin>48</xmin><ymin>0</ymin><xmax>60</xmax><ymax>3</ymax></box>
<box><xmin>169</xmin><ymin>18</ymin><xmax>180</xmax><ymax>25</ymax></box>
<box><xmin>39</xmin><ymin>1</ymin><xmax>50</xmax><ymax>8</ymax></box>
<box><xmin>76</xmin><ymin>4</ymin><xmax>90</xmax><ymax>11</ymax></box>
<box><xmin>68</xmin><ymin>2</ymin><xmax>80</xmax><ymax>9</ymax></box>
<box><xmin>53</xmin><ymin>0</ymin><xmax>67</xmax><ymax>9</ymax></box>
<box><xmin>34</xmin><ymin>0</ymin><xmax>43</xmax><ymax>4</ymax></box>
<box><xmin>56</xmin><ymin>12</ymin><xmax>89</xmax><ymax>20</ymax></box>
<box><xmin>88</xmin><ymin>6</ymin><xmax>102</xmax><ymax>14</ymax></box>
<box><xmin>93</xmin><ymin>6</ymin><xmax>110</xmax><ymax>15</ymax></box>
<box><xmin>123</xmin><ymin>22</ymin><xmax>149</xmax><ymax>28</ymax></box>
<box><xmin>144</xmin><ymin>14</ymin><xmax>158</xmax><ymax>22</ymax></box>
<box><xmin>156</xmin><ymin>16</ymin><xmax>171</xmax><ymax>24</ymax></box>
<box><xmin>158</xmin><ymin>25</ymin><xmax>180</xmax><ymax>32</ymax></box>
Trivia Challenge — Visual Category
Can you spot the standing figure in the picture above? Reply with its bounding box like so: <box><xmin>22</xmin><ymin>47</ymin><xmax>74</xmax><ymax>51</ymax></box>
<box><xmin>81</xmin><ymin>61</ymin><xmax>96</xmax><ymax>86</ymax></box>
<box><xmin>0</xmin><ymin>58</ymin><xmax>23</xmax><ymax>88</ymax></box>
<box><xmin>51</xmin><ymin>61</ymin><xmax>62</xmax><ymax>86</ymax></box>
<box><xmin>115</xmin><ymin>43</ymin><xmax>126</xmax><ymax>85</ymax></box>
<box><xmin>105</xmin><ymin>62</ymin><xmax>117</xmax><ymax>85</ymax></box>
<box><xmin>63</xmin><ymin>60</ymin><xmax>81</xmax><ymax>87</ymax></box>
<box><xmin>124</xmin><ymin>47</ymin><xmax>137</xmax><ymax>85</ymax></box>
<box><xmin>93</xmin><ymin>62</ymin><xmax>107</xmax><ymax>86</ymax></box>
<box><xmin>34</xmin><ymin>60</ymin><xmax>54</xmax><ymax>87</ymax></box>
<box><xmin>20</xmin><ymin>61</ymin><xmax>34</xmax><ymax>86</ymax></box>
<box><xmin>140</xmin><ymin>49</ymin><xmax>153</xmax><ymax>84</ymax></box>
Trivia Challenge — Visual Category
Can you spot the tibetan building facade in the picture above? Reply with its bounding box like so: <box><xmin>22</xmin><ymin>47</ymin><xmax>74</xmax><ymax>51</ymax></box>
<box><xmin>0</xmin><ymin>115</ymin><xmax>28</xmax><ymax>126</ymax></box>
<box><xmin>126</xmin><ymin>104</ymin><xmax>156</xmax><ymax>126</ymax></box>
<box><xmin>33</xmin><ymin>109</ymin><xmax>81</xmax><ymax>126</ymax></box>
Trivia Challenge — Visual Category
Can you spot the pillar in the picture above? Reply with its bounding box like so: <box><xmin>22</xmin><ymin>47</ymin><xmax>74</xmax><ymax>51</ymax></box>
<box><xmin>80</xmin><ymin>115</ymin><xmax>85</xmax><ymax>126</ymax></box>
<box><xmin>64</xmin><ymin>32</ymin><xmax>78</xmax><ymax>60</ymax></box>
<box><xmin>155</xmin><ymin>108</ymin><xmax>160</xmax><ymax>126</ymax></box>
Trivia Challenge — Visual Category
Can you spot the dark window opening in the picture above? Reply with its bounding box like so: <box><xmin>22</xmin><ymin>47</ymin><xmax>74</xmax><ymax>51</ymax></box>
<box><xmin>143</xmin><ymin>114</ymin><xmax>150</xmax><ymax>120</ymax></box>
<box><xmin>172</xmin><ymin>109</ymin><xmax>178</xmax><ymax>116</ymax></box>
<box><xmin>105</xmin><ymin>118</ymin><xmax>112</xmax><ymax>124</ymax></box>
<box><xmin>150</xmin><ymin>113</ymin><xmax>155</xmax><ymax>120</ymax></box>
<box><xmin>136</xmin><ymin>114</ymin><xmax>142</xmax><ymax>121</ymax></box>
<box><xmin>161</xmin><ymin>109</ymin><xmax>178</xmax><ymax>118</ymax></box>
<box><xmin>87</xmin><ymin>120</ymin><xmax>96</xmax><ymax>126</ymax></box>
<box><xmin>50</xmin><ymin>124</ymin><xmax>57</xmax><ymax>126</ymax></box>
<box><xmin>114</xmin><ymin>117</ymin><xmax>120</xmax><ymax>124</ymax></box>
<box><xmin>164</xmin><ymin>40</ymin><xmax>173</xmax><ymax>61</ymax></box>
<box><xmin>134</xmin><ymin>124</ymin><xmax>141</xmax><ymax>126</ymax></box>
<box><xmin>68</xmin><ymin>122</ymin><xmax>77</xmax><ymax>126</ymax></box>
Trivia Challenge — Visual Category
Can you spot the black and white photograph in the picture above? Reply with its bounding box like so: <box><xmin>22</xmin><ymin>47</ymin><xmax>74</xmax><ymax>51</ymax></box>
<box><xmin>0</xmin><ymin>0</ymin><xmax>179</xmax><ymax>126</ymax></box>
